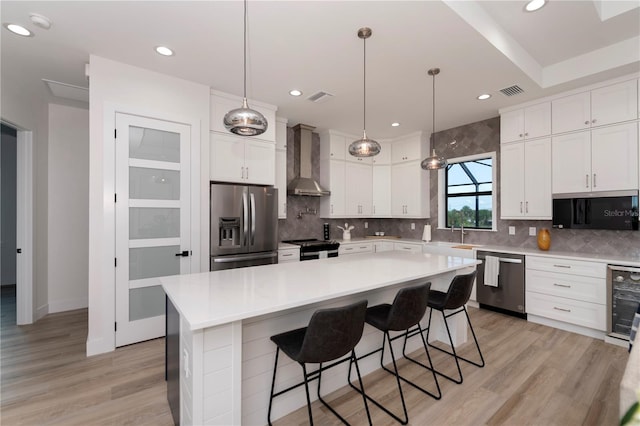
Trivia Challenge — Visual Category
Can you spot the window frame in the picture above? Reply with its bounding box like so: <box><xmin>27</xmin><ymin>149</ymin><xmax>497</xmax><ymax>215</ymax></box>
<box><xmin>438</xmin><ymin>151</ymin><xmax>497</xmax><ymax>231</ymax></box>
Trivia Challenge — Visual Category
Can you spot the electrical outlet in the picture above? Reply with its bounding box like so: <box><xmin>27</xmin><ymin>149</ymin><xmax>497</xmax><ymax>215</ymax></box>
<box><xmin>411</xmin><ymin>223</ymin><xmax>415</xmax><ymax>230</ymax></box>
<box><xmin>529</xmin><ymin>227</ymin><xmax>537</xmax><ymax>236</ymax></box>
<box><xmin>364</xmin><ymin>222</ymin><xmax>368</xmax><ymax>229</ymax></box>
<box><xmin>508</xmin><ymin>226</ymin><xmax>515</xmax><ymax>235</ymax></box>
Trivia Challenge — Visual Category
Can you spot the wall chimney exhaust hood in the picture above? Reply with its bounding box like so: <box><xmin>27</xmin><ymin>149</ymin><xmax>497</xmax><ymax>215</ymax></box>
<box><xmin>287</xmin><ymin>124</ymin><xmax>330</xmax><ymax>196</ymax></box>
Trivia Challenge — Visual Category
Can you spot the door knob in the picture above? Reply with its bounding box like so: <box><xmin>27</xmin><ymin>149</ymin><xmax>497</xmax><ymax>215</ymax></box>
<box><xmin>175</xmin><ymin>250</ymin><xmax>190</xmax><ymax>257</ymax></box>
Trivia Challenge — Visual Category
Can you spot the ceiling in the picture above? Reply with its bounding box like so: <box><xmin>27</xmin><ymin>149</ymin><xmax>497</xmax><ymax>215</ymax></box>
<box><xmin>2</xmin><ymin>0</ymin><xmax>639</xmax><ymax>139</ymax></box>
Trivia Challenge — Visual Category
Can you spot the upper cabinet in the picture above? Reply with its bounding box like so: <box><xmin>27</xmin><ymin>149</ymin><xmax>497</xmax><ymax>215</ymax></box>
<box><xmin>500</xmin><ymin>102</ymin><xmax>551</xmax><ymax>143</ymax></box>
<box><xmin>391</xmin><ymin>132</ymin><xmax>425</xmax><ymax>163</ymax></box>
<box><xmin>210</xmin><ymin>132</ymin><xmax>275</xmax><ymax>185</ymax></box>
<box><xmin>210</xmin><ymin>91</ymin><xmax>277</xmax><ymax>142</ymax></box>
<box><xmin>275</xmin><ymin>118</ymin><xmax>288</xmax><ymax>218</ymax></box>
<box><xmin>552</xmin><ymin>79</ymin><xmax>638</xmax><ymax>134</ymax></box>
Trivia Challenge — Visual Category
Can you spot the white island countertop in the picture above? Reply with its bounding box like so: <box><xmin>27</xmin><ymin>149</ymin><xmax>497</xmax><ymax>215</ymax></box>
<box><xmin>161</xmin><ymin>251</ymin><xmax>479</xmax><ymax>331</ymax></box>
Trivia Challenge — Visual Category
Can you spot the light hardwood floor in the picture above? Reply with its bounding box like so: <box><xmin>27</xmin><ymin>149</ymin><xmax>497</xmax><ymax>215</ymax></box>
<box><xmin>1</xmin><ymin>285</ymin><xmax>629</xmax><ymax>425</ymax></box>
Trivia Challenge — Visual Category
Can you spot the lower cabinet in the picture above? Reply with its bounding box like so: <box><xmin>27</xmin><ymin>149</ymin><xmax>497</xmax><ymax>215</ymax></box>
<box><xmin>393</xmin><ymin>241</ymin><xmax>423</xmax><ymax>254</ymax></box>
<box><xmin>278</xmin><ymin>247</ymin><xmax>300</xmax><ymax>263</ymax></box>
<box><xmin>526</xmin><ymin>255</ymin><xmax>606</xmax><ymax>331</ymax></box>
<box><xmin>373</xmin><ymin>241</ymin><xmax>394</xmax><ymax>252</ymax></box>
<box><xmin>339</xmin><ymin>241</ymin><xmax>374</xmax><ymax>256</ymax></box>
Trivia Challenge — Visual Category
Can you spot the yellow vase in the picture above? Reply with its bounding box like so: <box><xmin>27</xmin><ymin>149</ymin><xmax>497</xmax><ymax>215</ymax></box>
<box><xmin>537</xmin><ymin>228</ymin><xmax>551</xmax><ymax>251</ymax></box>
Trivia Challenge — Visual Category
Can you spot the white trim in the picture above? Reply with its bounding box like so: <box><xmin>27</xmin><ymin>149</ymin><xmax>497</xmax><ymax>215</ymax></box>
<box><xmin>129</xmin><ymin>158</ymin><xmax>181</xmax><ymax>171</ymax></box>
<box><xmin>35</xmin><ymin>303</ymin><xmax>48</xmax><ymax>320</ymax></box>
<box><xmin>129</xmin><ymin>199</ymin><xmax>180</xmax><ymax>208</ymax></box>
<box><xmin>438</xmin><ymin>151</ymin><xmax>497</xmax><ymax>231</ymax></box>
<box><xmin>49</xmin><ymin>297</ymin><xmax>88</xmax><ymax>313</ymax></box>
<box><xmin>129</xmin><ymin>238</ymin><xmax>180</xmax><ymax>248</ymax></box>
<box><xmin>16</xmin><ymin>129</ymin><xmax>34</xmax><ymax>325</ymax></box>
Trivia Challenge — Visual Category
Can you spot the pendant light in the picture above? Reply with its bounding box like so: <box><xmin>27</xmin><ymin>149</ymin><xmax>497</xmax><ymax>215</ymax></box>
<box><xmin>421</xmin><ymin>68</ymin><xmax>448</xmax><ymax>170</ymax></box>
<box><xmin>223</xmin><ymin>0</ymin><xmax>268</xmax><ymax>136</ymax></box>
<box><xmin>348</xmin><ymin>27</ymin><xmax>381</xmax><ymax>158</ymax></box>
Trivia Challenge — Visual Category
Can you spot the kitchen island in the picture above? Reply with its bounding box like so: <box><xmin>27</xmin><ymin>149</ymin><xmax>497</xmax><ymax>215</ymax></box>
<box><xmin>161</xmin><ymin>251</ymin><xmax>479</xmax><ymax>425</ymax></box>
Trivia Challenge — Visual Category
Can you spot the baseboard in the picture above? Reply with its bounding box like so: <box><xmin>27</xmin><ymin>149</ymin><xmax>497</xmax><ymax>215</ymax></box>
<box><xmin>35</xmin><ymin>303</ymin><xmax>49</xmax><ymax>320</ymax></box>
<box><xmin>527</xmin><ymin>314</ymin><xmax>606</xmax><ymax>340</ymax></box>
<box><xmin>86</xmin><ymin>337</ymin><xmax>114</xmax><ymax>357</ymax></box>
<box><xmin>48</xmin><ymin>297</ymin><xmax>88</xmax><ymax>313</ymax></box>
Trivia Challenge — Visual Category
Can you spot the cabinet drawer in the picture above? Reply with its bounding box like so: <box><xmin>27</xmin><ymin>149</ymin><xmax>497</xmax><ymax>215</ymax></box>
<box><xmin>339</xmin><ymin>242</ymin><xmax>373</xmax><ymax>255</ymax></box>
<box><xmin>526</xmin><ymin>291</ymin><xmax>606</xmax><ymax>331</ymax></box>
<box><xmin>393</xmin><ymin>242</ymin><xmax>422</xmax><ymax>254</ymax></box>
<box><xmin>278</xmin><ymin>248</ymin><xmax>299</xmax><ymax>263</ymax></box>
<box><xmin>526</xmin><ymin>255</ymin><xmax>606</xmax><ymax>278</ymax></box>
<box><xmin>526</xmin><ymin>269</ymin><xmax>605</xmax><ymax>304</ymax></box>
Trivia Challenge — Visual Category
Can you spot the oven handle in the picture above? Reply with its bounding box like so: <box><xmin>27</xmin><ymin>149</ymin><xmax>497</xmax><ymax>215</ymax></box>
<box><xmin>302</xmin><ymin>249</ymin><xmax>339</xmax><ymax>257</ymax></box>
<box><xmin>498</xmin><ymin>258</ymin><xmax>522</xmax><ymax>264</ymax></box>
<box><xmin>608</xmin><ymin>265</ymin><xmax>640</xmax><ymax>273</ymax></box>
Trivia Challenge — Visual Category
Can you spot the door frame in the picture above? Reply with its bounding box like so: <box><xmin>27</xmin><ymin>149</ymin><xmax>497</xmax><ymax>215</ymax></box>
<box><xmin>88</xmin><ymin>103</ymin><xmax>201</xmax><ymax>354</ymax></box>
<box><xmin>1</xmin><ymin>119</ymin><xmax>34</xmax><ymax>325</ymax></box>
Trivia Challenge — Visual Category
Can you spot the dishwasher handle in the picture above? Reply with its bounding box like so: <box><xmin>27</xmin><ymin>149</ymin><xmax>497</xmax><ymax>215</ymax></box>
<box><xmin>499</xmin><ymin>258</ymin><xmax>522</xmax><ymax>264</ymax></box>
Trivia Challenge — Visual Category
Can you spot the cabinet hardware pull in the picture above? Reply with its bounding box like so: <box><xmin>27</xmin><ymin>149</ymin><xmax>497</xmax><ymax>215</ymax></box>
<box><xmin>592</xmin><ymin>119</ymin><xmax>597</xmax><ymax>124</ymax></box>
<box><xmin>553</xmin><ymin>264</ymin><xmax>571</xmax><ymax>268</ymax></box>
<box><xmin>553</xmin><ymin>307</ymin><xmax>571</xmax><ymax>312</ymax></box>
<box><xmin>586</xmin><ymin>174</ymin><xmax>589</xmax><ymax>188</ymax></box>
<box><xmin>584</xmin><ymin>120</ymin><xmax>589</xmax><ymax>125</ymax></box>
<box><xmin>525</xmin><ymin>201</ymin><xmax>528</xmax><ymax>213</ymax></box>
<box><xmin>553</xmin><ymin>283</ymin><xmax>571</xmax><ymax>288</ymax></box>
<box><xmin>520</xmin><ymin>202</ymin><xmax>523</xmax><ymax>213</ymax></box>
<box><xmin>241</xmin><ymin>166</ymin><xmax>245</xmax><ymax>179</ymax></box>
<box><xmin>524</xmin><ymin>132</ymin><xmax>528</xmax><ymax>137</ymax></box>
<box><xmin>593</xmin><ymin>173</ymin><xmax>596</xmax><ymax>187</ymax></box>
<box><xmin>282</xmin><ymin>253</ymin><xmax>292</xmax><ymax>257</ymax></box>
<box><xmin>519</xmin><ymin>133</ymin><xmax>523</xmax><ymax>138</ymax></box>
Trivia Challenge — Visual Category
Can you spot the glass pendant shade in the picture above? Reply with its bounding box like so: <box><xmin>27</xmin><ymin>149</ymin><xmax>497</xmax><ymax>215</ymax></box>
<box><xmin>224</xmin><ymin>0</ymin><xmax>268</xmax><ymax>137</ymax></box>
<box><xmin>421</xmin><ymin>149</ymin><xmax>448</xmax><ymax>170</ymax></box>
<box><xmin>223</xmin><ymin>98</ymin><xmax>268</xmax><ymax>136</ymax></box>
<box><xmin>349</xmin><ymin>131</ymin><xmax>381</xmax><ymax>157</ymax></box>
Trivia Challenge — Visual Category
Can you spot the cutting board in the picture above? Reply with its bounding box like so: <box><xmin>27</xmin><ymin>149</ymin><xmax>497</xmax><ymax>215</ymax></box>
<box><xmin>364</xmin><ymin>235</ymin><xmax>401</xmax><ymax>239</ymax></box>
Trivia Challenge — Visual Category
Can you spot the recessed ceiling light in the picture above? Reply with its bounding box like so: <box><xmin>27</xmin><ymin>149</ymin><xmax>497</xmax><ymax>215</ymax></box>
<box><xmin>525</xmin><ymin>0</ymin><xmax>547</xmax><ymax>12</ymax></box>
<box><xmin>4</xmin><ymin>23</ymin><xmax>32</xmax><ymax>37</ymax></box>
<box><xmin>477</xmin><ymin>94</ymin><xmax>491</xmax><ymax>100</ymax></box>
<box><xmin>289</xmin><ymin>89</ymin><xmax>302</xmax><ymax>97</ymax></box>
<box><xmin>155</xmin><ymin>46</ymin><xmax>174</xmax><ymax>56</ymax></box>
<box><xmin>391</xmin><ymin>122</ymin><xmax>400</xmax><ymax>127</ymax></box>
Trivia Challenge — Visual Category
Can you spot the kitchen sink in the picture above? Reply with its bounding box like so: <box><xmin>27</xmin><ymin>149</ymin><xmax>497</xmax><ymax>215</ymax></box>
<box><xmin>422</xmin><ymin>241</ymin><xmax>482</xmax><ymax>258</ymax></box>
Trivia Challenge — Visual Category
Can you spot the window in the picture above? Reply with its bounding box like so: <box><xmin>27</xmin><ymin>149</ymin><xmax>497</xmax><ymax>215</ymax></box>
<box><xmin>439</xmin><ymin>152</ymin><xmax>496</xmax><ymax>230</ymax></box>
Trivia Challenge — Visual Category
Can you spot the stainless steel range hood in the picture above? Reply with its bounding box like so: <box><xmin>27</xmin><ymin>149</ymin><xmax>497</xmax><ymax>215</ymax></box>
<box><xmin>287</xmin><ymin>124</ymin><xmax>330</xmax><ymax>196</ymax></box>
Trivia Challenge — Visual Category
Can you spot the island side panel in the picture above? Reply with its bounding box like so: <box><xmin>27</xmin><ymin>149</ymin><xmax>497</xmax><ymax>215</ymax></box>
<box><xmin>182</xmin><ymin>320</ymin><xmax>243</xmax><ymax>426</ymax></box>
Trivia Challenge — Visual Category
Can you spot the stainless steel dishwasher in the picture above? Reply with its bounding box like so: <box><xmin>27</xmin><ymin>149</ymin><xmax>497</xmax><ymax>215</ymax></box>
<box><xmin>476</xmin><ymin>250</ymin><xmax>526</xmax><ymax>318</ymax></box>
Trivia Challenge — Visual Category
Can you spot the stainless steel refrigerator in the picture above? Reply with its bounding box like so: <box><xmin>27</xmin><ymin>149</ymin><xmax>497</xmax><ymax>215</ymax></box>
<box><xmin>210</xmin><ymin>183</ymin><xmax>278</xmax><ymax>271</ymax></box>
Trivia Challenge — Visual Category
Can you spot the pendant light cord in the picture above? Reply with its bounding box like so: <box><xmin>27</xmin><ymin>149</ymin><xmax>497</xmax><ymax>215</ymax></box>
<box><xmin>363</xmin><ymin>36</ymin><xmax>367</xmax><ymax>136</ymax></box>
<box><xmin>243</xmin><ymin>0</ymin><xmax>248</xmax><ymax>99</ymax></box>
<box><xmin>432</xmin><ymin>70</ymin><xmax>436</xmax><ymax>148</ymax></box>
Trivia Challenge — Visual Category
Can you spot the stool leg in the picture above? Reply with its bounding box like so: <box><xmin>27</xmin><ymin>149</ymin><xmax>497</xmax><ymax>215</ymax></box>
<box><xmin>267</xmin><ymin>347</ymin><xmax>281</xmax><ymax>426</ymax></box>
<box><xmin>427</xmin><ymin>309</ymin><xmax>464</xmax><ymax>384</ymax></box>
<box><xmin>463</xmin><ymin>306</ymin><xmax>485</xmax><ymax>368</ymax></box>
<box><xmin>351</xmin><ymin>350</ymin><xmax>373</xmax><ymax>426</ymax></box>
<box><xmin>301</xmin><ymin>363</ymin><xmax>314</xmax><ymax>426</ymax></box>
<box><xmin>399</xmin><ymin>324</ymin><xmax>442</xmax><ymax>400</ymax></box>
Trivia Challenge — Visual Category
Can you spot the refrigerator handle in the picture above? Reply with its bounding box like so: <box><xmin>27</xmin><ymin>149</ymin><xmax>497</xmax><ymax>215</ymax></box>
<box><xmin>250</xmin><ymin>192</ymin><xmax>256</xmax><ymax>245</ymax></box>
<box><xmin>242</xmin><ymin>192</ymin><xmax>249</xmax><ymax>246</ymax></box>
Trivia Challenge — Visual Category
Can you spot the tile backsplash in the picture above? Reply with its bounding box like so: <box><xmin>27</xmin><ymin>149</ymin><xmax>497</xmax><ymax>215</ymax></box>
<box><xmin>278</xmin><ymin>119</ymin><xmax>639</xmax><ymax>258</ymax></box>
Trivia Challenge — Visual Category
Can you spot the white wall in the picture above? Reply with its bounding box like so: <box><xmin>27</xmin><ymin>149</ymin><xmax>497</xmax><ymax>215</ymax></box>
<box><xmin>47</xmin><ymin>104</ymin><xmax>90</xmax><ymax>313</ymax></box>
<box><xmin>1</xmin><ymin>125</ymin><xmax>17</xmax><ymax>285</ymax></box>
<box><xmin>87</xmin><ymin>55</ymin><xmax>210</xmax><ymax>356</ymax></box>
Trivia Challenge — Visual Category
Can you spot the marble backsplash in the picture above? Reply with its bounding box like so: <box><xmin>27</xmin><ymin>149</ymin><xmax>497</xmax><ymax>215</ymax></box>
<box><xmin>278</xmin><ymin>119</ymin><xmax>640</xmax><ymax>258</ymax></box>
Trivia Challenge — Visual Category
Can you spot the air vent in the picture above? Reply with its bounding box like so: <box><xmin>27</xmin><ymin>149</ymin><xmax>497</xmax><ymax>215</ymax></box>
<box><xmin>499</xmin><ymin>85</ymin><xmax>524</xmax><ymax>97</ymax></box>
<box><xmin>307</xmin><ymin>91</ymin><xmax>334</xmax><ymax>103</ymax></box>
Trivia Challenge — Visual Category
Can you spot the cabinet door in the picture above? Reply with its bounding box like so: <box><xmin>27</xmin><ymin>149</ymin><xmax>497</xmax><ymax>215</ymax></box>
<box><xmin>210</xmin><ymin>133</ymin><xmax>245</xmax><ymax>182</ymax></box>
<box><xmin>552</xmin><ymin>131</ymin><xmax>591</xmax><ymax>194</ymax></box>
<box><xmin>372</xmin><ymin>140</ymin><xmax>392</xmax><ymax>165</ymax></box>
<box><xmin>391</xmin><ymin>136</ymin><xmax>422</xmax><ymax>163</ymax></box>
<box><xmin>500</xmin><ymin>142</ymin><xmax>525</xmax><ymax>218</ymax></box>
<box><xmin>330</xmin><ymin>134</ymin><xmax>346</xmax><ymax>161</ymax></box>
<box><xmin>275</xmin><ymin>149</ymin><xmax>287</xmax><ymax>218</ymax></box>
<box><xmin>524</xmin><ymin>103</ymin><xmax>551</xmax><ymax>139</ymax></box>
<box><xmin>524</xmin><ymin>138</ymin><xmax>552</xmax><ymax>218</ymax></box>
<box><xmin>552</xmin><ymin>92</ymin><xmax>591</xmax><ymax>134</ymax></box>
<box><xmin>345</xmin><ymin>163</ymin><xmax>372</xmax><ymax>216</ymax></box>
<box><xmin>372</xmin><ymin>165</ymin><xmax>391</xmax><ymax>216</ymax></box>
<box><xmin>328</xmin><ymin>160</ymin><xmax>346</xmax><ymax>216</ymax></box>
<box><xmin>500</xmin><ymin>109</ymin><xmax>524</xmax><ymax>143</ymax></box>
<box><xmin>591</xmin><ymin>123</ymin><xmax>638</xmax><ymax>192</ymax></box>
<box><xmin>391</xmin><ymin>162</ymin><xmax>411</xmax><ymax>215</ymax></box>
<box><xmin>591</xmin><ymin>80</ymin><xmax>638</xmax><ymax>127</ymax></box>
<box><xmin>275</xmin><ymin>119</ymin><xmax>287</xmax><ymax>150</ymax></box>
<box><xmin>244</xmin><ymin>140</ymin><xmax>275</xmax><ymax>185</ymax></box>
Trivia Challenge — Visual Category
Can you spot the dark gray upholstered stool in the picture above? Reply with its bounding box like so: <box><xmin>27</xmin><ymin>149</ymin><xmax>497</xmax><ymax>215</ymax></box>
<box><xmin>425</xmin><ymin>270</ymin><xmax>485</xmax><ymax>384</ymax></box>
<box><xmin>349</xmin><ymin>282</ymin><xmax>440</xmax><ymax>425</ymax></box>
<box><xmin>267</xmin><ymin>300</ymin><xmax>372</xmax><ymax>426</ymax></box>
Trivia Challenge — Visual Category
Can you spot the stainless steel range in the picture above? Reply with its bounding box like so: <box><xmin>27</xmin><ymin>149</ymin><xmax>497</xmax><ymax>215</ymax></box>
<box><xmin>283</xmin><ymin>239</ymin><xmax>340</xmax><ymax>261</ymax></box>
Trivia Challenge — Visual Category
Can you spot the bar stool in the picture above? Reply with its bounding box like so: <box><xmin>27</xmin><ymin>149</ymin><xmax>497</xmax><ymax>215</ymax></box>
<box><xmin>349</xmin><ymin>282</ymin><xmax>440</xmax><ymax>425</ymax></box>
<box><xmin>267</xmin><ymin>300</ymin><xmax>372</xmax><ymax>426</ymax></box>
<box><xmin>425</xmin><ymin>270</ymin><xmax>485</xmax><ymax>384</ymax></box>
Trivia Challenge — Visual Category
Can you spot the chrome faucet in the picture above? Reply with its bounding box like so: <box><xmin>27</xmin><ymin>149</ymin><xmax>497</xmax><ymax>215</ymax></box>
<box><xmin>451</xmin><ymin>214</ymin><xmax>466</xmax><ymax>244</ymax></box>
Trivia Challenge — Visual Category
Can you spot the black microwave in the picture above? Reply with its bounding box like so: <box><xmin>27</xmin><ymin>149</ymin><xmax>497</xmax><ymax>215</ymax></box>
<box><xmin>552</xmin><ymin>191</ymin><xmax>639</xmax><ymax>230</ymax></box>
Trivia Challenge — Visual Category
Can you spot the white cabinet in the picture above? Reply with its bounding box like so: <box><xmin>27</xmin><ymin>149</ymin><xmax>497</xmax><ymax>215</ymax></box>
<box><xmin>210</xmin><ymin>132</ymin><xmax>275</xmax><ymax>185</ymax></box>
<box><xmin>320</xmin><ymin>131</ymin><xmax>355</xmax><ymax>218</ymax></box>
<box><xmin>373</xmin><ymin>241</ymin><xmax>394</xmax><ymax>252</ymax></box>
<box><xmin>345</xmin><ymin>162</ymin><xmax>372</xmax><ymax>216</ymax></box>
<box><xmin>339</xmin><ymin>241</ymin><xmax>373</xmax><ymax>255</ymax></box>
<box><xmin>391</xmin><ymin>132</ymin><xmax>424</xmax><ymax>163</ymax></box>
<box><xmin>526</xmin><ymin>255</ymin><xmax>607</xmax><ymax>331</ymax></box>
<box><xmin>372</xmin><ymin>140</ymin><xmax>391</xmax><ymax>165</ymax></box>
<box><xmin>393</xmin><ymin>241</ymin><xmax>423</xmax><ymax>254</ymax></box>
<box><xmin>391</xmin><ymin>161</ymin><xmax>429</xmax><ymax>217</ymax></box>
<box><xmin>278</xmin><ymin>247</ymin><xmax>300</xmax><ymax>263</ymax></box>
<box><xmin>275</xmin><ymin>118</ymin><xmax>288</xmax><ymax>218</ymax></box>
<box><xmin>500</xmin><ymin>102</ymin><xmax>551</xmax><ymax>143</ymax></box>
<box><xmin>372</xmin><ymin>165</ymin><xmax>391</xmax><ymax>217</ymax></box>
<box><xmin>500</xmin><ymin>138</ymin><xmax>552</xmax><ymax>219</ymax></box>
<box><xmin>552</xmin><ymin>79</ymin><xmax>638</xmax><ymax>134</ymax></box>
<box><xmin>552</xmin><ymin>123</ymin><xmax>638</xmax><ymax>194</ymax></box>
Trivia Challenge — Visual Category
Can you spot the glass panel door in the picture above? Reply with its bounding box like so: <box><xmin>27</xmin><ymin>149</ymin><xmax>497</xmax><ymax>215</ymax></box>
<box><xmin>115</xmin><ymin>113</ymin><xmax>191</xmax><ymax>347</ymax></box>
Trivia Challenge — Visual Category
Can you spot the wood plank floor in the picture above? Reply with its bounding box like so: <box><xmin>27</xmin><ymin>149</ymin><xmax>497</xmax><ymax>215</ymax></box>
<box><xmin>1</xmin><ymin>285</ymin><xmax>629</xmax><ymax>425</ymax></box>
